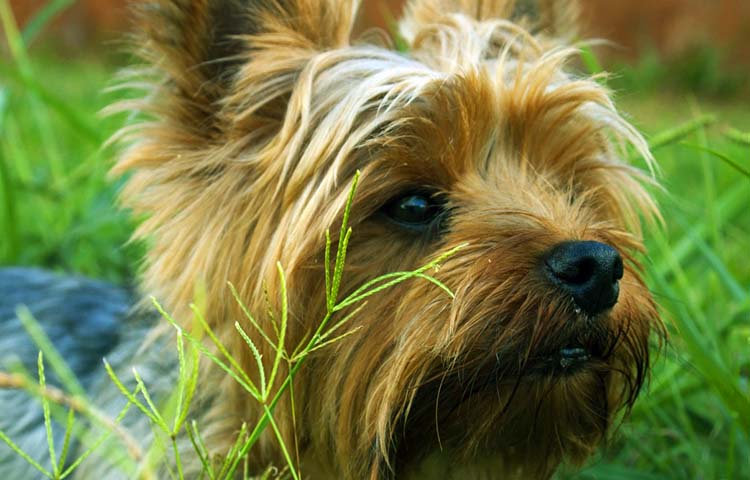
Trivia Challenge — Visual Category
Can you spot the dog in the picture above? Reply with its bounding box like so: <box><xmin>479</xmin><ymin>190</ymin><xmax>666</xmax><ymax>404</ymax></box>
<box><xmin>1</xmin><ymin>1</ymin><xmax>664</xmax><ymax>478</ymax></box>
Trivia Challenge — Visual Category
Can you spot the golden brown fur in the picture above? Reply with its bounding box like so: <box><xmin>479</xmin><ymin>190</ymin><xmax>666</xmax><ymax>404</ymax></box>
<box><xmin>112</xmin><ymin>0</ymin><xmax>664</xmax><ymax>478</ymax></box>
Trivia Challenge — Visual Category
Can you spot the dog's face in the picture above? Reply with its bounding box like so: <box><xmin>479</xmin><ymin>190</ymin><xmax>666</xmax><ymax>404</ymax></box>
<box><xmin>116</xmin><ymin>1</ymin><xmax>663</xmax><ymax>478</ymax></box>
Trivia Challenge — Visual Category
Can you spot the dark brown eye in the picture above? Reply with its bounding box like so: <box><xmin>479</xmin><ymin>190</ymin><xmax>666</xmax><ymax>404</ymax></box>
<box><xmin>383</xmin><ymin>192</ymin><xmax>445</xmax><ymax>231</ymax></box>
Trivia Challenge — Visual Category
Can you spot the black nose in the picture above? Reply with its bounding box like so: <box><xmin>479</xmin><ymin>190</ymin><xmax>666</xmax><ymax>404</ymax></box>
<box><xmin>544</xmin><ymin>241</ymin><xmax>624</xmax><ymax>316</ymax></box>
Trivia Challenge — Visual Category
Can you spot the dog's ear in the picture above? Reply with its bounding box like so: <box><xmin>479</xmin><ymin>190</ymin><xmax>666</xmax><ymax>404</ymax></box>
<box><xmin>112</xmin><ymin>1</ymin><xmax>360</xmax><ymax>327</ymax></box>
<box><xmin>129</xmin><ymin>0</ymin><xmax>245</xmax><ymax>140</ymax></box>
<box><xmin>128</xmin><ymin>0</ymin><xmax>356</xmax><ymax>141</ymax></box>
<box><xmin>400</xmin><ymin>0</ymin><xmax>580</xmax><ymax>42</ymax></box>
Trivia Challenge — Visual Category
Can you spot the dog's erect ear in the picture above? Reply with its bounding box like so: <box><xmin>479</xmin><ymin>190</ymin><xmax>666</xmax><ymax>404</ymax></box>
<box><xmin>112</xmin><ymin>1</ymin><xmax>360</xmax><ymax>327</ymax></box>
<box><xmin>132</xmin><ymin>0</ymin><xmax>246</xmax><ymax>137</ymax></box>
<box><xmin>130</xmin><ymin>0</ymin><xmax>357</xmax><ymax>140</ymax></box>
<box><xmin>400</xmin><ymin>0</ymin><xmax>580</xmax><ymax>42</ymax></box>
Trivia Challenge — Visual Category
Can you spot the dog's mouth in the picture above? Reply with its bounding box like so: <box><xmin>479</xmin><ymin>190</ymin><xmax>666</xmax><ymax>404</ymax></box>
<box><xmin>484</xmin><ymin>340</ymin><xmax>607</xmax><ymax>382</ymax></box>
<box><xmin>534</xmin><ymin>345</ymin><xmax>593</xmax><ymax>375</ymax></box>
<box><xmin>521</xmin><ymin>325</ymin><xmax>612</xmax><ymax>377</ymax></box>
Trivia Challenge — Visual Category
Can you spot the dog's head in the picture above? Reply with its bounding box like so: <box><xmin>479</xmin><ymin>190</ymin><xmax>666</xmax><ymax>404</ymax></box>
<box><xmin>115</xmin><ymin>1</ymin><xmax>664</xmax><ymax>477</ymax></box>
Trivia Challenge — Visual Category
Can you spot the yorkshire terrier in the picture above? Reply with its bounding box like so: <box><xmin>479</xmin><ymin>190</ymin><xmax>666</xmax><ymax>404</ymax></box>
<box><xmin>1</xmin><ymin>1</ymin><xmax>664</xmax><ymax>478</ymax></box>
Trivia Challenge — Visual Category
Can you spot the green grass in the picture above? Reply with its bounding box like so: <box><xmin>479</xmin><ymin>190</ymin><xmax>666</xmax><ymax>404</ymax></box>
<box><xmin>0</xmin><ymin>50</ymin><xmax>140</xmax><ymax>282</ymax></box>
<box><xmin>1</xmin><ymin>4</ymin><xmax>749</xmax><ymax>479</ymax></box>
<box><xmin>0</xmin><ymin>0</ymin><xmax>139</xmax><ymax>281</ymax></box>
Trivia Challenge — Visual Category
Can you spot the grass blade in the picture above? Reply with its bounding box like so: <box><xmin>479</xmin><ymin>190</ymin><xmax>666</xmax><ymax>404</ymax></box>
<box><xmin>681</xmin><ymin>142</ymin><xmax>750</xmax><ymax>179</ymax></box>
<box><xmin>235</xmin><ymin>321</ymin><xmax>266</xmax><ymax>401</ymax></box>
<box><xmin>56</xmin><ymin>408</ymin><xmax>75</xmax><ymax>474</ymax></box>
<box><xmin>102</xmin><ymin>360</ymin><xmax>162</xmax><ymax>427</ymax></box>
<box><xmin>648</xmin><ymin>114</ymin><xmax>716</xmax><ymax>151</ymax></box>
<box><xmin>21</xmin><ymin>0</ymin><xmax>77</xmax><ymax>45</ymax></box>
<box><xmin>0</xmin><ymin>429</ymin><xmax>52</xmax><ymax>478</ymax></box>
<box><xmin>266</xmin><ymin>263</ymin><xmax>289</xmax><ymax>400</ymax></box>
<box><xmin>16</xmin><ymin>307</ymin><xmax>87</xmax><ymax>398</ymax></box>
<box><xmin>262</xmin><ymin>405</ymin><xmax>299</xmax><ymax>480</ymax></box>
<box><xmin>37</xmin><ymin>352</ymin><xmax>58</xmax><ymax>477</ymax></box>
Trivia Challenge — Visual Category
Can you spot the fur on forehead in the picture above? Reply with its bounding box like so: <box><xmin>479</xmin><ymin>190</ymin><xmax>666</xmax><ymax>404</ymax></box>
<box><xmin>114</xmin><ymin>0</ymin><xmax>650</xmax><ymax>197</ymax></box>
<box><xmin>112</xmin><ymin>0</ymin><xmax>656</xmax><ymax>312</ymax></box>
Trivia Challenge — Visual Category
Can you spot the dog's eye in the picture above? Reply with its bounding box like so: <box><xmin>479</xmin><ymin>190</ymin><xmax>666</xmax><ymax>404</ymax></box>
<box><xmin>383</xmin><ymin>193</ymin><xmax>445</xmax><ymax>230</ymax></box>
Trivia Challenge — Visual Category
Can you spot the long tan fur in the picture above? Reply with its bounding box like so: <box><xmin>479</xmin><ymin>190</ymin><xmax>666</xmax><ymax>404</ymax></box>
<box><xmin>112</xmin><ymin>1</ymin><xmax>664</xmax><ymax>478</ymax></box>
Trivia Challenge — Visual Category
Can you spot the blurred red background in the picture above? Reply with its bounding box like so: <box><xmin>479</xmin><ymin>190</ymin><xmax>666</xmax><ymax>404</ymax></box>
<box><xmin>8</xmin><ymin>0</ymin><xmax>750</xmax><ymax>66</ymax></box>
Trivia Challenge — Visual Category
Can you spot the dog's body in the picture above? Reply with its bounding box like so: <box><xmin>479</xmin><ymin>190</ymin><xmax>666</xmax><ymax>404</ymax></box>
<box><xmin>0</xmin><ymin>268</ymin><xmax>130</xmax><ymax>478</ymax></box>
<box><xmin>1</xmin><ymin>1</ymin><xmax>664</xmax><ymax>478</ymax></box>
<box><xmin>0</xmin><ymin>269</ymin><xmax>177</xmax><ymax>479</ymax></box>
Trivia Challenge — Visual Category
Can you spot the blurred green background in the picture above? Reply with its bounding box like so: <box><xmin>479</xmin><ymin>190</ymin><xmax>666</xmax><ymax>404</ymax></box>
<box><xmin>1</xmin><ymin>1</ymin><xmax>749</xmax><ymax>479</ymax></box>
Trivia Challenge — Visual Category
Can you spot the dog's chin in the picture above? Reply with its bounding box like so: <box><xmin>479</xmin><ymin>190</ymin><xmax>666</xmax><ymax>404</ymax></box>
<box><xmin>394</xmin><ymin>318</ymin><xmax>631</xmax><ymax>475</ymax></box>
<box><xmin>396</xmin><ymin>364</ymin><xmax>615</xmax><ymax>478</ymax></box>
